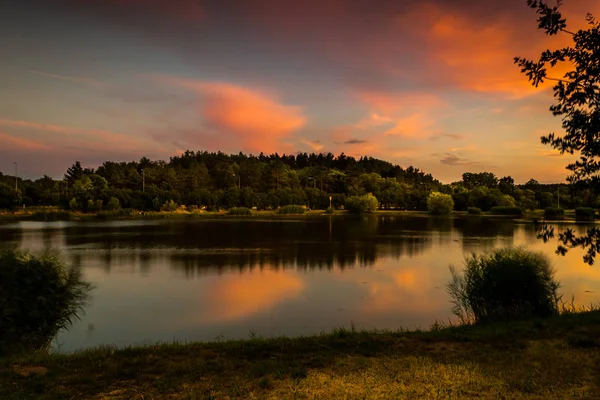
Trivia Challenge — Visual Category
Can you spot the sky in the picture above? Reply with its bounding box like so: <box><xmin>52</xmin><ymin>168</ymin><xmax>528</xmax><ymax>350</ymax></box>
<box><xmin>1</xmin><ymin>0</ymin><xmax>598</xmax><ymax>183</ymax></box>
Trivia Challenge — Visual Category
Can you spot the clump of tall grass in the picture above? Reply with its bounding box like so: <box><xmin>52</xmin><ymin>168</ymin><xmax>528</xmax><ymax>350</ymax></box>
<box><xmin>278</xmin><ymin>205</ymin><xmax>305</xmax><ymax>215</ymax></box>
<box><xmin>229</xmin><ymin>207</ymin><xmax>252</xmax><ymax>216</ymax></box>
<box><xmin>0</xmin><ymin>250</ymin><xmax>93</xmax><ymax>354</ymax></box>
<box><xmin>467</xmin><ymin>207</ymin><xmax>482</xmax><ymax>215</ymax></box>
<box><xmin>447</xmin><ymin>247</ymin><xmax>561</xmax><ymax>325</ymax></box>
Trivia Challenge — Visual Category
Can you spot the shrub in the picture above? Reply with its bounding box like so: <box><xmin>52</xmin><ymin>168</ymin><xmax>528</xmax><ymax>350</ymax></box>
<box><xmin>427</xmin><ymin>192</ymin><xmax>454</xmax><ymax>215</ymax></box>
<box><xmin>161</xmin><ymin>199</ymin><xmax>178</xmax><ymax>212</ymax></box>
<box><xmin>467</xmin><ymin>207</ymin><xmax>482</xmax><ymax>215</ymax></box>
<box><xmin>345</xmin><ymin>193</ymin><xmax>379</xmax><ymax>214</ymax></box>
<box><xmin>28</xmin><ymin>210</ymin><xmax>74</xmax><ymax>221</ymax></box>
<box><xmin>69</xmin><ymin>198</ymin><xmax>79</xmax><ymax>211</ymax></box>
<box><xmin>278</xmin><ymin>205</ymin><xmax>305</xmax><ymax>215</ymax></box>
<box><xmin>107</xmin><ymin>197</ymin><xmax>121</xmax><ymax>211</ymax></box>
<box><xmin>490</xmin><ymin>206</ymin><xmax>523</xmax><ymax>217</ymax></box>
<box><xmin>447</xmin><ymin>247</ymin><xmax>561</xmax><ymax>324</ymax></box>
<box><xmin>544</xmin><ymin>207</ymin><xmax>565</xmax><ymax>220</ymax></box>
<box><xmin>229</xmin><ymin>207</ymin><xmax>252</xmax><ymax>216</ymax></box>
<box><xmin>0</xmin><ymin>250</ymin><xmax>93</xmax><ymax>354</ymax></box>
<box><xmin>575</xmin><ymin>207</ymin><xmax>595</xmax><ymax>221</ymax></box>
<box><xmin>325</xmin><ymin>206</ymin><xmax>335</xmax><ymax>214</ymax></box>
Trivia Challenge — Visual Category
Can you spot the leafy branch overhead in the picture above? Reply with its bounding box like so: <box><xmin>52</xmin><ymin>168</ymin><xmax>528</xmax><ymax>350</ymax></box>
<box><xmin>517</xmin><ymin>0</ymin><xmax>600</xmax><ymax>264</ymax></box>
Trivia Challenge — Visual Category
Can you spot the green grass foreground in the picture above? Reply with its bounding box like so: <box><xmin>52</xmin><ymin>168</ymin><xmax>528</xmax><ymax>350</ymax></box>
<box><xmin>3</xmin><ymin>311</ymin><xmax>600</xmax><ymax>399</ymax></box>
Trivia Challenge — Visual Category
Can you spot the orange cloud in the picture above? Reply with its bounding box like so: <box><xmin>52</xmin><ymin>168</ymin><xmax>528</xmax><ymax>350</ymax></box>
<box><xmin>301</xmin><ymin>139</ymin><xmax>324</xmax><ymax>152</ymax></box>
<box><xmin>201</xmin><ymin>270</ymin><xmax>305</xmax><ymax>322</ymax></box>
<box><xmin>384</xmin><ymin>113</ymin><xmax>435</xmax><ymax>138</ymax></box>
<box><xmin>150</xmin><ymin>76</ymin><xmax>306</xmax><ymax>153</ymax></box>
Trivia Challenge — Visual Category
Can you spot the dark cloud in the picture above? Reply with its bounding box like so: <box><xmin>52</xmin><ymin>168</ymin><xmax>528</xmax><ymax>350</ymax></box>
<box><xmin>439</xmin><ymin>153</ymin><xmax>476</xmax><ymax>167</ymax></box>
<box><xmin>344</xmin><ymin>139</ymin><xmax>368</xmax><ymax>144</ymax></box>
<box><xmin>430</xmin><ymin>133</ymin><xmax>464</xmax><ymax>141</ymax></box>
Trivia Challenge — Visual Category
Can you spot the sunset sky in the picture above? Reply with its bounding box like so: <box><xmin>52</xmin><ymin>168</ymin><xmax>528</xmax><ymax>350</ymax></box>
<box><xmin>1</xmin><ymin>0</ymin><xmax>598</xmax><ymax>183</ymax></box>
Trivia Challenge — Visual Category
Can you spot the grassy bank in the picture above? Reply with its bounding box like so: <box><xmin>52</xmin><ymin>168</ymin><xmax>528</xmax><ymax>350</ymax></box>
<box><xmin>0</xmin><ymin>208</ymin><xmax>595</xmax><ymax>223</ymax></box>
<box><xmin>2</xmin><ymin>310</ymin><xmax>600</xmax><ymax>399</ymax></box>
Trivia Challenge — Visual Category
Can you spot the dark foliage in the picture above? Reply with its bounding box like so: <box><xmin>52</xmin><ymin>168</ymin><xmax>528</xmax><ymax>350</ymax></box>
<box><xmin>575</xmin><ymin>207</ymin><xmax>595</xmax><ymax>221</ymax></box>
<box><xmin>517</xmin><ymin>0</ymin><xmax>600</xmax><ymax>264</ymax></box>
<box><xmin>0</xmin><ymin>250</ymin><xmax>92</xmax><ymax>354</ymax></box>
<box><xmin>490</xmin><ymin>206</ymin><xmax>523</xmax><ymax>217</ymax></box>
<box><xmin>448</xmin><ymin>247</ymin><xmax>561</xmax><ymax>324</ymax></box>
<box><xmin>544</xmin><ymin>207</ymin><xmax>565</xmax><ymax>220</ymax></box>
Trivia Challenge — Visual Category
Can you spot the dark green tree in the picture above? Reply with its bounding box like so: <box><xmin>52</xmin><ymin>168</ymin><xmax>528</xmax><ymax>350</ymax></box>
<box><xmin>516</xmin><ymin>0</ymin><xmax>600</xmax><ymax>264</ymax></box>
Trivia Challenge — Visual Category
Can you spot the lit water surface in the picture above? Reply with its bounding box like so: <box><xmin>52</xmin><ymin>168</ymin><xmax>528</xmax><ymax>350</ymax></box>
<box><xmin>1</xmin><ymin>216</ymin><xmax>599</xmax><ymax>352</ymax></box>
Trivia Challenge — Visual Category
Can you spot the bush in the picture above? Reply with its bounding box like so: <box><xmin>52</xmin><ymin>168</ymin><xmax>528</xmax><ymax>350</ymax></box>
<box><xmin>0</xmin><ymin>250</ymin><xmax>93</xmax><ymax>354</ymax></box>
<box><xmin>490</xmin><ymin>206</ymin><xmax>523</xmax><ymax>217</ymax></box>
<box><xmin>575</xmin><ymin>207</ymin><xmax>595</xmax><ymax>221</ymax></box>
<box><xmin>229</xmin><ymin>207</ymin><xmax>252</xmax><ymax>216</ymax></box>
<box><xmin>345</xmin><ymin>193</ymin><xmax>379</xmax><ymax>214</ymax></box>
<box><xmin>107</xmin><ymin>197</ymin><xmax>121</xmax><ymax>211</ymax></box>
<box><xmin>28</xmin><ymin>210</ymin><xmax>74</xmax><ymax>221</ymax></box>
<box><xmin>544</xmin><ymin>207</ymin><xmax>565</xmax><ymax>220</ymax></box>
<box><xmin>427</xmin><ymin>192</ymin><xmax>454</xmax><ymax>215</ymax></box>
<box><xmin>161</xmin><ymin>199</ymin><xmax>178</xmax><ymax>212</ymax></box>
<box><xmin>278</xmin><ymin>205</ymin><xmax>305</xmax><ymax>215</ymax></box>
<box><xmin>467</xmin><ymin>207</ymin><xmax>482</xmax><ymax>215</ymax></box>
<box><xmin>447</xmin><ymin>247</ymin><xmax>560</xmax><ymax>324</ymax></box>
<box><xmin>69</xmin><ymin>198</ymin><xmax>79</xmax><ymax>211</ymax></box>
<box><xmin>325</xmin><ymin>206</ymin><xmax>335</xmax><ymax>214</ymax></box>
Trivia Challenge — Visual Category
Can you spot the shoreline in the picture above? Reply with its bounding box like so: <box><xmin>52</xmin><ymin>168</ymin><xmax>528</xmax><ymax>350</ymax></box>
<box><xmin>0</xmin><ymin>208</ymin><xmax>592</xmax><ymax>223</ymax></box>
<box><xmin>2</xmin><ymin>310</ymin><xmax>600</xmax><ymax>399</ymax></box>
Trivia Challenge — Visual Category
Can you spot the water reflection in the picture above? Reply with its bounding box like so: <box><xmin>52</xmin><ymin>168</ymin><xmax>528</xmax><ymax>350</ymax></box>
<box><xmin>1</xmin><ymin>216</ymin><xmax>599</xmax><ymax>351</ymax></box>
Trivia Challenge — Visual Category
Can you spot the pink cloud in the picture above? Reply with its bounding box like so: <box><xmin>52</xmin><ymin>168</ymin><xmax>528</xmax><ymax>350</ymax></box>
<box><xmin>149</xmin><ymin>76</ymin><xmax>306</xmax><ymax>154</ymax></box>
<box><xmin>0</xmin><ymin>132</ymin><xmax>53</xmax><ymax>151</ymax></box>
<box><xmin>0</xmin><ymin>119</ymin><xmax>156</xmax><ymax>153</ymax></box>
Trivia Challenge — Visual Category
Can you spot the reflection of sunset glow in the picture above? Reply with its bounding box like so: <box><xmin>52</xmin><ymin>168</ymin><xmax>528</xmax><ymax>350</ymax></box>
<box><xmin>201</xmin><ymin>270</ymin><xmax>305</xmax><ymax>322</ymax></box>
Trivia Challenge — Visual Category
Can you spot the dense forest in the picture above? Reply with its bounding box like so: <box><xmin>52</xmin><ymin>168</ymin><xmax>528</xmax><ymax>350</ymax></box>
<box><xmin>0</xmin><ymin>151</ymin><xmax>593</xmax><ymax>212</ymax></box>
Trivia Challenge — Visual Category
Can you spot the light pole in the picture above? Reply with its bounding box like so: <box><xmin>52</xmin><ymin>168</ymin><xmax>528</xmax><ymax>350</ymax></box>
<box><xmin>141</xmin><ymin>169</ymin><xmax>145</xmax><ymax>193</ymax></box>
<box><xmin>13</xmin><ymin>162</ymin><xmax>17</xmax><ymax>191</ymax></box>
<box><xmin>329</xmin><ymin>196</ymin><xmax>332</xmax><ymax>209</ymax></box>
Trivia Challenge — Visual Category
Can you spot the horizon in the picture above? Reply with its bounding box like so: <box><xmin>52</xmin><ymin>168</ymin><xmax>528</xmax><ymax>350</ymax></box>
<box><xmin>2</xmin><ymin>0</ymin><xmax>599</xmax><ymax>183</ymax></box>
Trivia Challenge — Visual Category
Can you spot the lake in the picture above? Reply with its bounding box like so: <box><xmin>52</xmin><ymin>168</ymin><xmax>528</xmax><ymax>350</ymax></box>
<box><xmin>1</xmin><ymin>215</ymin><xmax>599</xmax><ymax>352</ymax></box>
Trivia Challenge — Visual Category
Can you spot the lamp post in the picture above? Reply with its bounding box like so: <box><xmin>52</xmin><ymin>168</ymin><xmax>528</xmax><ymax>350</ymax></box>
<box><xmin>13</xmin><ymin>162</ymin><xmax>18</xmax><ymax>191</ymax></box>
<box><xmin>329</xmin><ymin>196</ymin><xmax>332</xmax><ymax>209</ymax></box>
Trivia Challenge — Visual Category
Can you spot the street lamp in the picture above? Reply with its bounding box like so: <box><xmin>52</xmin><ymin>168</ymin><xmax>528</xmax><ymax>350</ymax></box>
<box><xmin>329</xmin><ymin>196</ymin><xmax>332</xmax><ymax>209</ymax></box>
<box><xmin>13</xmin><ymin>162</ymin><xmax>17</xmax><ymax>191</ymax></box>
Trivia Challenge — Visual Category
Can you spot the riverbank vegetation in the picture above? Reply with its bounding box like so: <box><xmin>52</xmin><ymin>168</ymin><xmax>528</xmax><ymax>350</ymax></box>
<box><xmin>1</xmin><ymin>309</ymin><xmax>599</xmax><ymax>399</ymax></box>
<box><xmin>0</xmin><ymin>153</ymin><xmax>593</xmax><ymax>219</ymax></box>
<box><xmin>0</xmin><ymin>250</ymin><xmax>92</xmax><ymax>356</ymax></box>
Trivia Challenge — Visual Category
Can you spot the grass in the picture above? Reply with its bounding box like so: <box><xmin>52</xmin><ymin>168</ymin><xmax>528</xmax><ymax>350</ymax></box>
<box><xmin>2</xmin><ymin>310</ymin><xmax>600</xmax><ymax>399</ymax></box>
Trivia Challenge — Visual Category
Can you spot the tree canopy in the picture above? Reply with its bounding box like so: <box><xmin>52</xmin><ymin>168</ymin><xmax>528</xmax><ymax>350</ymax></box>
<box><xmin>516</xmin><ymin>0</ymin><xmax>600</xmax><ymax>264</ymax></box>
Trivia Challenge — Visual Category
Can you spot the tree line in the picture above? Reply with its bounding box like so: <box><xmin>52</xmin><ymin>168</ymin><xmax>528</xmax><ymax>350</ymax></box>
<box><xmin>0</xmin><ymin>151</ymin><xmax>594</xmax><ymax>212</ymax></box>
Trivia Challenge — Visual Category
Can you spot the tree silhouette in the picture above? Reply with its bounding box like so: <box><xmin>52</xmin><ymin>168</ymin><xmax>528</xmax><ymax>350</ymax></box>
<box><xmin>516</xmin><ymin>0</ymin><xmax>600</xmax><ymax>264</ymax></box>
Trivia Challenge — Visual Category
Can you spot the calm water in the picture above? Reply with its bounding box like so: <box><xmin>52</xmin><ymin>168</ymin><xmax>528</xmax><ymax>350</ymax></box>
<box><xmin>1</xmin><ymin>216</ymin><xmax>600</xmax><ymax>352</ymax></box>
